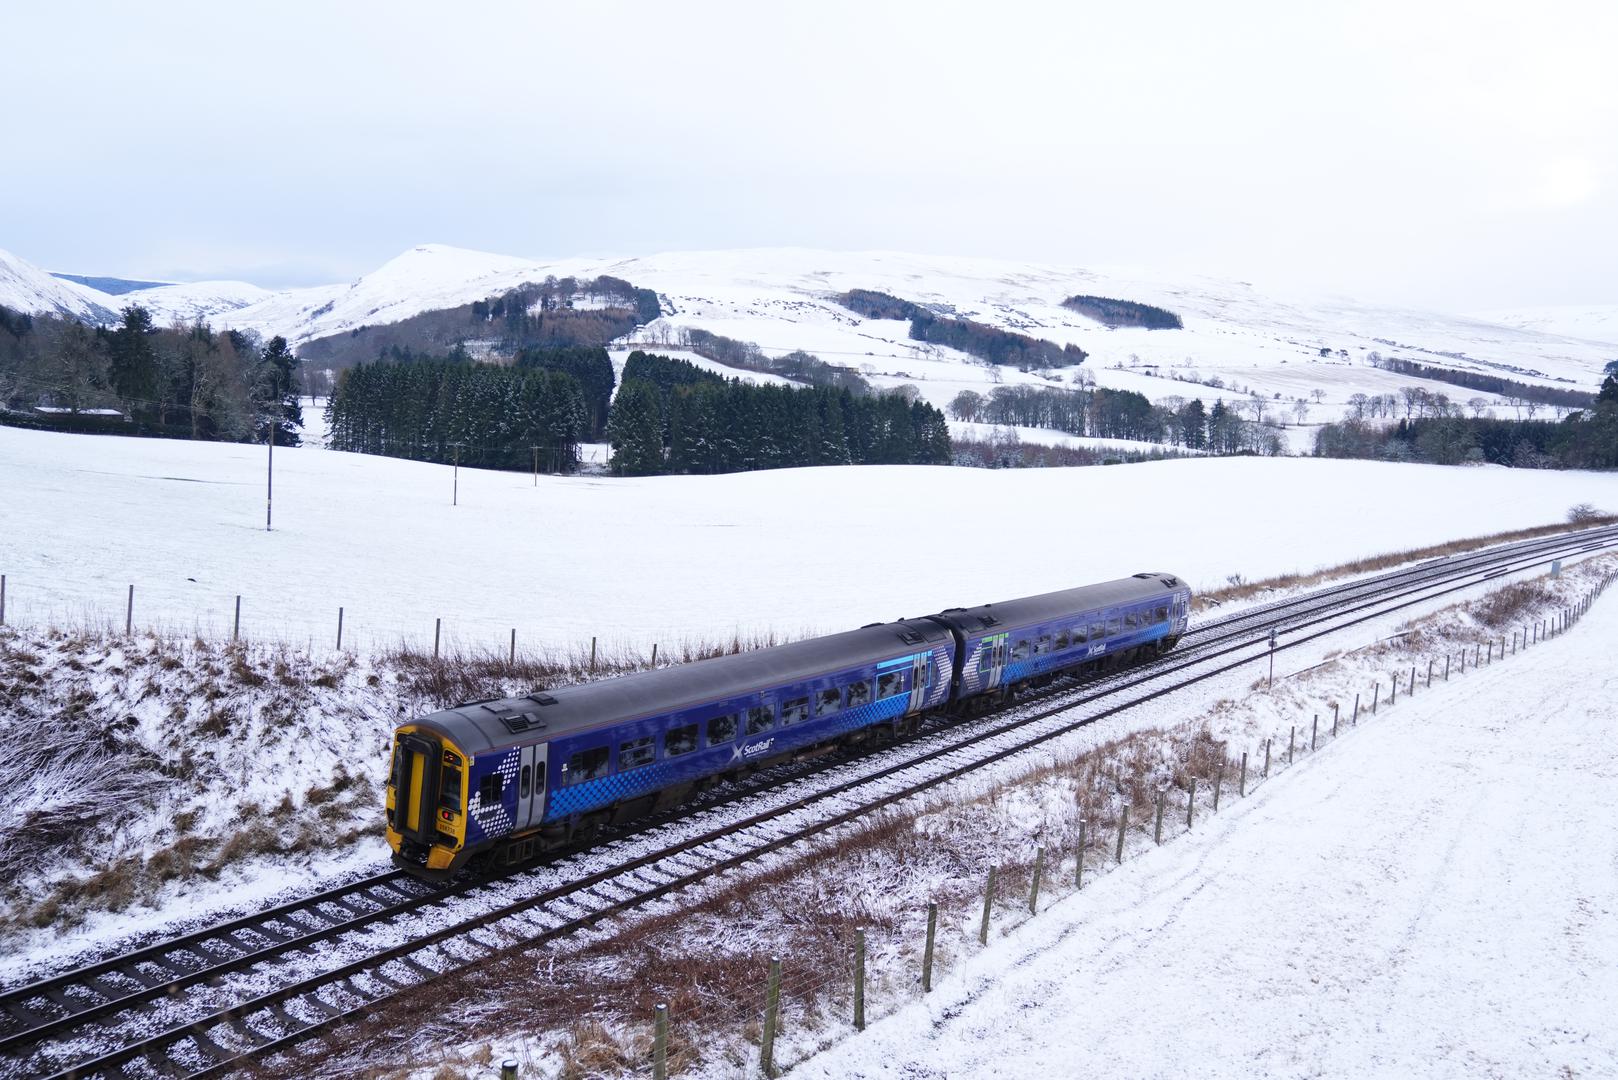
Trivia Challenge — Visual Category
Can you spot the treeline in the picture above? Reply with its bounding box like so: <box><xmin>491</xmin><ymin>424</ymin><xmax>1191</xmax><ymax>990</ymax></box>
<box><xmin>947</xmin><ymin>384</ymin><xmax>1282</xmax><ymax>455</ymax></box>
<box><xmin>1314</xmin><ymin>406</ymin><xmax>1618</xmax><ymax>470</ymax></box>
<box><xmin>324</xmin><ymin>352</ymin><xmax>595</xmax><ymax>469</ymax></box>
<box><xmin>839</xmin><ymin>289</ymin><xmax>1088</xmax><ymax>370</ymax></box>
<box><xmin>0</xmin><ymin>304</ymin><xmax>302</xmax><ymax>444</ymax></box>
<box><xmin>299</xmin><ymin>275</ymin><xmax>661</xmax><ymax>370</ymax></box>
<box><xmin>952</xmin><ymin>434</ymin><xmax>1194</xmax><ymax>469</ymax></box>
<box><xmin>1369</xmin><ymin>354</ymin><xmax>1593</xmax><ymax>410</ymax></box>
<box><xmin>1061</xmin><ymin>295</ymin><xmax>1183</xmax><ymax>330</ymax></box>
<box><xmin>679</xmin><ymin>328</ymin><xmax>872</xmax><ymax>393</ymax></box>
<box><xmin>513</xmin><ymin>345</ymin><xmax>615</xmax><ymax>441</ymax></box>
<box><xmin>608</xmin><ymin>351</ymin><xmax>951</xmax><ymax>475</ymax></box>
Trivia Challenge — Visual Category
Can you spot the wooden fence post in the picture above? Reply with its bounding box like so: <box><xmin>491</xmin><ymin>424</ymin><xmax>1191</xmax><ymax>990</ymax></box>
<box><xmin>979</xmin><ymin>867</ymin><xmax>997</xmax><ymax>944</ymax></box>
<box><xmin>653</xmin><ymin>1003</ymin><xmax>669</xmax><ymax>1080</ymax></box>
<box><xmin>510</xmin><ymin>628</ymin><xmax>516</xmax><ymax>664</ymax></box>
<box><xmin>590</xmin><ymin>635</ymin><xmax>597</xmax><ymax>672</ymax></box>
<box><xmin>854</xmin><ymin>928</ymin><xmax>866</xmax><ymax>1031</ymax></box>
<box><xmin>1153</xmin><ymin>789</ymin><xmax>1165</xmax><ymax>844</ymax></box>
<box><xmin>233</xmin><ymin>595</ymin><xmax>241</xmax><ymax>642</ymax></box>
<box><xmin>1444</xmin><ymin>655</ymin><xmax>1450</xmax><ymax>681</ymax></box>
<box><xmin>1311</xmin><ymin>715</ymin><xmax>1318</xmax><ymax>752</ymax></box>
<box><xmin>1263</xmin><ymin>739</ymin><xmax>1272</xmax><ymax>778</ymax></box>
<box><xmin>1075</xmin><ymin>819</ymin><xmax>1087</xmax><ymax>889</ymax></box>
<box><xmin>1288</xmin><ymin>726</ymin><xmax>1295</xmax><ymax>764</ymax></box>
<box><xmin>500</xmin><ymin>1059</ymin><xmax>518</xmax><ymax>1080</ymax></box>
<box><xmin>1213</xmin><ymin>769</ymin><xmax>1223</xmax><ymax>812</ymax></box>
<box><xmin>1332</xmin><ymin>702</ymin><xmax>1339</xmax><ymax>737</ymax></box>
<box><xmin>1115</xmin><ymin>807</ymin><xmax>1128</xmax><ymax>864</ymax></box>
<box><xmin>1029</xmin><ymin>848</ymin><xmax>1045</xmax><ymax>914</ymax></box>
<box><xmin>336</xmin><ymin>606</ymin><xmax>344</xmax><ymax>650</ymax></box>
<box><xmin>1390</xmin><ymin>674</ymin><xmax>1397</xmax><ymax>705</ymax></box>
<box><xmin>1353</xmin><ymin>692</ymin><xmax>1360</xmax><ymax>724</ymax></box>
<box><xmin>126</xmin><ymin>584</ymin><xmax>134</xmax><ymax>635</ymax></box>
<box><xmin>1372</xmin><ymin>683</ymin><xmax>1380</xmax><ymax>714</ymax></box>
<box><xmin>1186</xmin><ymin>778</ymin><xmax>1197</xmax><ymax>828</ymax></box>
<box><xmin>651</xmin><ymin>642</ymin><xmax>659</xmax><ymax>667</ymax></box>
<box><xmin>1239</xmin><ymin>752</ymin><xmax>1248</xmax><ymax>797</ymax></box>
<box><xmin>923</xmin><ymin>902</ymin><xmax>938</xmax><ymax>991</ymax></box>
<box><xmin>761</xmin><ymin>956</ymin><xmax>782</xmax><ymax>1078</ymax></box>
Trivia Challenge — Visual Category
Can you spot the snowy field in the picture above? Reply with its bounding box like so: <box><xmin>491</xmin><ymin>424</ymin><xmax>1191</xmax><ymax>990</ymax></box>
<box><xmin>798</xmin><ymin>589</ymin><xmax>1618</xmax><ymax>1080</ymax></box>
<box><xmin>4</xmin><ymin>425</ymin><xmax>1618</xmax><ymax>656</ymax></box>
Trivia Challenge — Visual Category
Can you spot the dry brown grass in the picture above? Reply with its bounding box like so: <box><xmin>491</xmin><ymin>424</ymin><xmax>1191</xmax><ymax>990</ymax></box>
<box><xmin>1196</xmin><ymin>516</ymin><xmax>1617</xmax><ymax>610</ymax></box>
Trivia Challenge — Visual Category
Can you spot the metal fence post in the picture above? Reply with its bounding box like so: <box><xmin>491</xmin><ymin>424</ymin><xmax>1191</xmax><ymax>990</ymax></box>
<box><xmin>233</xmin><ymin>594</ymin><xmax>241</xmax><ymax>642</ymax></box>
<box><xmin>1311</xmin><ymin>715</ymin><xmax>1318</xmax><ymax>752</ymax></box>
<box><xmin>1239</xmin><ymin>752</ymin><xmax>1248</xmax><ymax>797</ymax></box>
<box><xmin>1288</xmin><ymin>725</ymin><xmax>1295</xmax><ymax>763</ymax></box>
<box><xmin>1444</xmin><ymin>655</ymin><xmax>1450</xmax><ymax>681</ymax></box>
<box><xmin>434</xmin><ymin>617</ymin><xmax>441</xmax><ymax>658</ymax></box>
<box><xmin>510</xmin><ymin>627</ymin><xmax>517</xmax><ymax>664</ymax></box>
<box><xmin>1353</xmin><ymin>692</ymin><xmax>1360</xmax><ymax>724</ymax></box>
<box><xmin>336</xmin><ymin>606</ymin><xmax>344</xmax><ymax>650</ymax></box>
<box><xmin>1332</xmin><ymin>702</ymin><xmax>1339</xmax><ymax>737</ymax></box>
<box><xmin>500</xmin><ymin>1060</ymin><xmax>517</xmax><ymax>1080</ymax></box>
<box><xmin>125</xmin><ymin>583</ymin><xmax>133</xmax><ymax>635</ymax></box>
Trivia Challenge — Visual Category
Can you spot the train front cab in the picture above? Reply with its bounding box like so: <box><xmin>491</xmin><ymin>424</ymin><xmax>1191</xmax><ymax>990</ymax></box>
<box><xmin>386</xmin><ymin>724</ymin><xmax>469</xmax><ymax>876</ymax></box>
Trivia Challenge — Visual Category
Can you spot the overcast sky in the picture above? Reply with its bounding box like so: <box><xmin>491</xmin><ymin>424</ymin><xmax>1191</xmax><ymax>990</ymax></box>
<box><xmin>4</xmin><ymin>0</ymin><xmax>1615</xmax><ymax>311</ymax></box>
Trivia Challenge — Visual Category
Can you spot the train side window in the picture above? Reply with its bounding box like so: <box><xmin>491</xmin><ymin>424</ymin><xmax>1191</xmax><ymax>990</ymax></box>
<box><xmin>566</xmin><ymin>746</ymin><xmax>610</xmax><ymax>784</ymax></box>
<box><xmin>1155</xmin><ymin>605</ymin><xmax>1169</xmax><ymax>622</ymax></box>
<box><xmin>478</xmin><ymin>773</ymin><xmax>502</xmax><ymax>805</ymax></box>
<box><xmin>782</xmin><ymin>697</ymin><xmax>810</xmax><ymax>725</ymax></box>
<box><xmin>1034</xmin><ymin>635</ymin><xmax>1052</xmax><ymax>654</ymax></box>
<box><xmin>1090</xmin><ymin>622</ymin><xmax>1104</xmax><ymax>641</ymax></box>
<box><xmin>1012</xmin><ymin>639</ymin><xmax>1030</xmax><ymax>660</ymax></box>
<box><xmin>746</xmin><ymin>705</ymin><xmax>774</xmax><ymax>735</ymax></box>
<box><xmin>877</xmin><ymin>671</ymin><xmax>904</xmax><ymax>698</ymax></box>
<box><xmin>666</xmin><ymin>723</ymin><xmax>698</xmax><ymax>756</ymax></box>
<box><xmin>1055</xmin><ymin>629</ymin><xmax>1070</xmax><ymax>649</ymax></box>
<box><xmin>1073</xmin><ymin>625</ymin><xmax>1088</xmax><ymax>644</ymax></box>
<box><xmin>1106</xmin><ymin>617</ymin><xmax>1121</xmax><ymax>636</ymax></box>
<box><xmin>520</xmin><ymin>764</ymin><xmax>532</xmax><ymax>798</ymax></box>
<box><xmin>619</xmin><ymin>736</ymin><xmax>654</xmax><ymax>771</ymax></box>
<box><xmin>708</xmin><ymin>713</ymin><xmax>739</xmax><ymax>745</ymax></box>
<box><xmin>816</xmin><ymin>687</ymin><xmax>843</xmax><ymax>716</ymax></box>
<box><xmin>848</xmin><ymin>680</ymin><xmax>872</xmax><ymax>707</ymax></box>
<box><xmin>1125</xmin><ymin>611</ymin><xmax>1138</xmax><ymax>629</ymax></box>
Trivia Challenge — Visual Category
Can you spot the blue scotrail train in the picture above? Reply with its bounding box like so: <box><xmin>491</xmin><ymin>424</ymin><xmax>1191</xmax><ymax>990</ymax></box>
<box><xmin>387</xmin><ymin>573</ymin><xmax>1191</xmax><ymax>878</ymax></box>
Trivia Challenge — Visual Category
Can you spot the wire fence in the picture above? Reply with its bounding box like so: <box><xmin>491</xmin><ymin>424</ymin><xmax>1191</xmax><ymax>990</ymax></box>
<box><xmin>494</xmin><ymin>569</ymin><xmax>1614</xmax><ymax>1080</ymax></box>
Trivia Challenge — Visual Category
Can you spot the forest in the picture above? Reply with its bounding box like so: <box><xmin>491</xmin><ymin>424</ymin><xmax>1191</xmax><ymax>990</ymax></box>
<box><xmin>838</xmin><ymin>289</ymin><xmax>1088</xmax><ymax>370</ymax></box>
<box><xmin>324</xmin><ymin>352</ymin><xmax>594</xmax><ymax>470</ymax></box>
<box><xmin>0</xmin><ymin>304</ymin><xmax>302</xmax><ymax>444</ymax></box>
<box><xmin>608</xmin><ymin>351</ymin><xmax>952</xmax><ymax>475</ymax></box>
<box><xmin>1367</xmin><ymin>354</ymin><xmax>1594</xmax><ymax>410</ymax></box>
<box><xmin>1060</xmin><ymin>295</ymin><xmax>1183</xmax><ymax>330</ymax></box>
<box><xmin>947</xmin><ymin>384</ymin><xmax>1282</xmax><ymax>455</ymax></box>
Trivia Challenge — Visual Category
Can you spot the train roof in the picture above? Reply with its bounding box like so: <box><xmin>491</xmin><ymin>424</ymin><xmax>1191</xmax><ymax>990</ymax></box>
<box><xmin>930</xmin><ymin>573</ymin><xmax>1188</xmax><ymax>637</ymax></box>
<box><xmin>415</xmin><ymin>617</ymin><xmax>955</xmax><ymax>756</ymax></box>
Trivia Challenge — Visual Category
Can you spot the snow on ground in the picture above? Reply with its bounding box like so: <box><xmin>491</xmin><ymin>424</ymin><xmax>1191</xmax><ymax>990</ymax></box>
<box><xmin>798</xmin><ymin>583</ymin><xmax>1618</xmax><ymax>1080</ymax></box>
<box><xmin>112</xmin><ymin>278</ymin><xmax>275</xmax><ymax>326</ymax></box>
<box><xmin>4</xmin><ymin>425</ymin><xmax>1618</xmax><ymax>656</ymax></box>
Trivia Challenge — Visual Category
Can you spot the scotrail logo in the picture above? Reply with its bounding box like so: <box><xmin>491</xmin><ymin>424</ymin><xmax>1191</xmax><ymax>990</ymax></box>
<box><xmin>734</xmin><ymin>737</ymin><xmax>775</xmax><ymax>761</ymax></box>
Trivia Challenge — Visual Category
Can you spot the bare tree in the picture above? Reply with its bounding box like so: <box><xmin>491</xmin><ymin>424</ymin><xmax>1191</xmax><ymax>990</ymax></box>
<box><xmin>1524</xmin><ymin>400</ymin><xmax>1542</xmax><ymax>420</ymax></box>
<box><xmin>1292</xmin><ymin>400</ymin><xmax>1310</xmax><ymax>424</ymax></box>
<box><xmin>1347</xmin><ymin>392</ymin><xmax>1369</xmax><ymax>420</ymax></box>
<box><xmin>1310</xmin><ymin>388</ymin><xmax>1326</xmax><ymax>404</ymax></box>
<box><xmin>1467</xmin><ymin>396</ymin><xmax>1488</xmax><ymax>418</ymax></box>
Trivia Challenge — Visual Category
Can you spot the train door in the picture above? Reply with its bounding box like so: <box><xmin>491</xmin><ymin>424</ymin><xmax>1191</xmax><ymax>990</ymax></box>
<box><xmin>513</xmin><ymin>742</ymin><xmax>549</xmax><ymax>831</ymax></box>
<box><xmin>983</xmin><ymin>636</ymin><xmax>1008</xmax><ymax>691</ymax></box>
<box><xmin>907</xmin><ymin>653</ymin><xmax>930</xmax><ymax>712</ymax></box>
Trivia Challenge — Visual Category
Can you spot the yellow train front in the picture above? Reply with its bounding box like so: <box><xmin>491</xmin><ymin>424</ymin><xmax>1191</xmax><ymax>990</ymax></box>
<box><xmin>385</xmin><ymin>722</ymin><xmax>471</xmax><ymax>875</ymax></box>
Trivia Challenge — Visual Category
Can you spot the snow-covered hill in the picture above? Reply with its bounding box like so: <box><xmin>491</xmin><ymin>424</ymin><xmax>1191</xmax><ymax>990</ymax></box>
<box><xmin>114</xmin><ymin>279</ymin><xmax>275</xmax><ymax>327</ymax></box>
<box><xmin>1470</xmin><ymin>305</ymin><xmax>1618</xmax><ymax>348</ymax></box>
<box><xmin>0</xmin><ymin>248</ymin><xmax>116</xmax><ymax>323</ymax></box>
<box><xmin>7</xmin><ymin>242</ymin><xmax>1613</xmax><ymax>424</ymax></box>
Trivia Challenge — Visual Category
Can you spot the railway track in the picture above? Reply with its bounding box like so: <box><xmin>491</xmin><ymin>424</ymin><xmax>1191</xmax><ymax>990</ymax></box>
<box><xmin>4</xmin><ymin>523</ymin><xmax>1614</xmax><ymax>1080</ymax></box>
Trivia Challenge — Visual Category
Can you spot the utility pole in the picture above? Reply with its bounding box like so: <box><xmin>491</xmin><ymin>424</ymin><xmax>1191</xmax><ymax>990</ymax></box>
<box><xmin>265</xmin><ymin>413</ymin><xmax>274</xmax><ymax>531</ymax></box>
<box><xmin>531</xmin><ymin>445</ymin><xmax>538</xmax><ymax>486</ymax></box>
<box><xmin>452</xmin><ymin>443</ymin><xmax>461</xmax><ymax>506</ymax></box>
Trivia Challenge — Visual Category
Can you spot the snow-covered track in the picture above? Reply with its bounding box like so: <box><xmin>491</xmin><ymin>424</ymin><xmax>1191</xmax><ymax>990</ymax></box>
<box><xmin>6</xmin><ymin>525</ymin><xmax>1615</xmax><ymax>1080</ymax></box>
